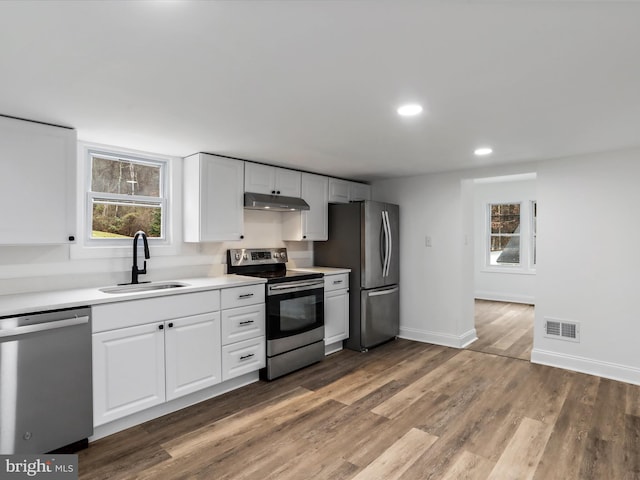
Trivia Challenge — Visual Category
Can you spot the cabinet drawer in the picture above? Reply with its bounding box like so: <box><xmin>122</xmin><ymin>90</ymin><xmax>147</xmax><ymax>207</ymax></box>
<box><xmin>222</xmin><ymin>304</ymin><xmax>265</xmax><ymax>346</ymax></box>
<box><xmin>222</xmin><ymin>336</ymin><xmax>266</xmax><ymax>381</ymax></box>
<box><xmin>92</xmin><ymin>290</ymin><xmax>221</xmax><ymax>333</ymax></box>
<box><xmin>221</xmin><ymin>283</ymin><xmax>265</xmax><ymax>309</ymax></box>
<box><xmin>324</xmin><ymin>273</ymin><xmax>349</xmax><ymax>292</ymax></box>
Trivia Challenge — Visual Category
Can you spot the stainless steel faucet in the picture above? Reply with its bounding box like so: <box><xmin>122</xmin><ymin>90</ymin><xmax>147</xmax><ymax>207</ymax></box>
<box><xmin>131</xmin><ymin>230</ymin><xmax>150</xmax><ymax>284</ymax></box>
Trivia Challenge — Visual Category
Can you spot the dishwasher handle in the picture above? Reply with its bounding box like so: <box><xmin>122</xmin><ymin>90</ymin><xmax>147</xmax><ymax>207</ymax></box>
<box><xmin>0</xmin><ymin>316</ymin><xmax>90</xmax><ymax>339</ymax></box>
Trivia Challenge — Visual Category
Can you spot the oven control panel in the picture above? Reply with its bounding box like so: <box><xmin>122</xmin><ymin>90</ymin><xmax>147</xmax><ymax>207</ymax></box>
<box><xmin>228</xmin><ymin>248</ymin><xmax>287</xmax><ymax>267</ymax></box>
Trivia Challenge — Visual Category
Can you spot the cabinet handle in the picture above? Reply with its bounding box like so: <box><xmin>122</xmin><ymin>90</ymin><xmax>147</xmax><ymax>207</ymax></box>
<box><xmin>333</xmin><ymin>280</ymin><xmax>343</xmax><ymax>285</ymax></box>
<box><xmin>271</xmin><ymin>190</ymin><xmax>276</xmax><ymax>194</ymax></box>
<box><xmin>240</xmin><ymin>353</ymin><xmax>255</xmax><ymax>361</ymax></box>
<box><xmin>238</xmin><ymin>293</ymin><xmax>254</xmax><ymax>299</ymax></box>
<box><xmin>240</xmin><ymin>235</ymin><xmax>244</xmax><ymax>239</ymax></box>
<box><xmin>276</xmin><ymin>190</ymin><xmax>281</xmax><ymax>195</ymax></box>
<box><xmin>303</xmin><ymin>235</ymin><xmax>307</xmax><ymax>239</ymax></box>
<box><xmin>168</xmin><ymin>322</ymin><xmax>174</xmax><ymax>328</ymax></box>
<box><xmin>158</xmin><ymin>324</ymin><xmax>164</xmax><ymax>330</ymax></box>
<box><xmin>239</xmin><ymin>320</ymin><xmax>254</xmax><ymax>325</ymax></box>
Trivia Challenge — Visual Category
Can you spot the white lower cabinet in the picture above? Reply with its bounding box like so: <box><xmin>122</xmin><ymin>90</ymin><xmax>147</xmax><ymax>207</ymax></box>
<box><xmin>165</xmin><ymin>312</ymin><xmax>222</xmax><ymax>401</ymax></box>
<box><xmin>92</xmin><ymin>322</ymin><xmax>166</xmax><ymax>426</ymax></box>
<box><xmin>93</xmin><ymin>312</ymin><xmax>222</xmax><ymax>426</ymax></box>
<box><xmin>323</xmin><ymin>273</ymin><xmax>350</xmax><ymax>352</ymax></box>
<box><xmin>92</xmin><ymin>285</ymin><xmax>266</xmax><ymax>429</ymax></box>
<box><xmin>221</xmin><ymin>288</ymin><xmax>266</xmax><ymax>381</ymax></box>
<box><xmin>222</xmin><ymin>337</ymin><xmax>266</xmax><ymax>381</ymax></box>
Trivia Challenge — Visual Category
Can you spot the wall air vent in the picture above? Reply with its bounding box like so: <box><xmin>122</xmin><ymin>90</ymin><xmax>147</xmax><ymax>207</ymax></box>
<box><xmin>544</xmin><ymin>318</ymin><xmax>580</xmax><ymax>343</ymax></box>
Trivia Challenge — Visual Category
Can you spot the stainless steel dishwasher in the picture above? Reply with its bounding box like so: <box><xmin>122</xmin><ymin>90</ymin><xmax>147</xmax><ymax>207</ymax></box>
<box><xmin>0</xmin><ymin>307</ymin><xmax>93</xmax><ymax>454</ymax></box>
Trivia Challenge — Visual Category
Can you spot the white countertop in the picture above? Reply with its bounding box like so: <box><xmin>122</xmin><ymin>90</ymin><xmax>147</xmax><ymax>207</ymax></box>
<box><xmin>292</xmin><ymin>266</ymin><xmax>351</xmax><ymax>275</ymax></box>
<box><xmin>0</xmin><ymin>275</ymin><xmax>265</xmax><ymax>318</ymax></box>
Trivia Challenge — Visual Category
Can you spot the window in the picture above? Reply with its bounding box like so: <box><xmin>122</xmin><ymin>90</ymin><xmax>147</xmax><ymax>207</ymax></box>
<box><xmin>87</xmin><ymin>151</ymin><xmax>168</xmax><ymax>241</ymax></box>
<box><xmin>488</xmin><ymin>203</ymin><xmax>521</xmax><ymax>266</ymax></box>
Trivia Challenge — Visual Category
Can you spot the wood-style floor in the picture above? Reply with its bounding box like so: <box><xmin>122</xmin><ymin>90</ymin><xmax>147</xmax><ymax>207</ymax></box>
<box><xmin>79</xmin><ymin>339</ymin><xmax>640</xmax><ymax>480</ymax></box>
<box><xmin>468</xmin><ymin>300</ymin><xmax>534</xmax><ymax>361</ymax></box>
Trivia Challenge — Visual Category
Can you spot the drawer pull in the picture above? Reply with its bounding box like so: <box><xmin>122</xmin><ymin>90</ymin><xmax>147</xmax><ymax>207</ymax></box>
<box><xmin>333</xmin><ymin>280</ymin><xmax>343</xmax><ymax>285</ymax></box>
<box><xmin>239</xmin><ymin>320</ymin><xmax>254</xmax><ymax>326</ymax></box>
<box><xmin>240</xmin><ymin>353</ymin><xmax>255</xmax><ymax>361</ymax></box>
<box><xmin>238</xmin><ymin>293</ymin><xmax>254</xmax><ymax>299</ymax></box>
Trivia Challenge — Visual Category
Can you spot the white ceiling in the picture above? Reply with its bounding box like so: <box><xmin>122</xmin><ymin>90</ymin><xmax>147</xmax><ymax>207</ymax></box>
<box><xmin>1</xmin><ymin>1</ymin><xmax>639</xmax><ymax>181</ymax></box>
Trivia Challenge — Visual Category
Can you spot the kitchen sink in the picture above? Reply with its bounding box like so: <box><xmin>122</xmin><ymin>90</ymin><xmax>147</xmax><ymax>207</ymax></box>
<box><xmin>99</xmin><ymin>281</ymin><xmax>189</xmax><ymax>294</ymax></box>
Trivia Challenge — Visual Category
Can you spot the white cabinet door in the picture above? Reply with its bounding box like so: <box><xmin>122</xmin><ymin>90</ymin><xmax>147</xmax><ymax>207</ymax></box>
<box><xmin>328</xmin><ymin>178</ymin><xmax>350</xmax><ymax>204</ymax></box>
<box><xmin>328</xmin><ymin>179</ymin><xmax>371</xmax><ymax>203</ymax></box>
<box><xmin>349</xmin><ymin>182</ymin><xmax>371</xmax><ymax>201</ymax></box>
<box><xmin>221</xmin><ymin>283</ymin><xmax>265</xmax><ymax>309</ymax></box>
<box><xmin>282</xmin><ymin>173</ymin><xmax>328</xmax><ymax>241</ymax></box>
<box><xmin>275</xmin><ymin>168</ymin><xmax>301</xmax><ymax>197</ymax></box>
<box><xmin>221</xmin><ymin>304</ymin><xmax>265</xmax><ymax>345</ymax></box>
<box><xmin>165</xmin><ymin>312</ymin><xmax>222</xmax><ymax>401</ymax></box>
<box><xmin>324</xmin><ymin>289</ymin><xmax>349</xmax><ymax>346</ymax></box>
<box><xmin>0</xmin><ymin>116</ymin><xmax>76</xmax><ymax>244</ymax></box>
<box><xmin>244</xmin><ymin>162</ymin><xmax>275</xmax><ymax>194</ymax></box>
<box><xmin>93</xmin><ymin>323</ymin><xmax>166</xmax><ymax>426</ymax></box>
<box><xmin>221</xmin><ymin>336</ymin><xmax>266</xmax><ymax>381</ymax></box>
<box><xmin>245</xmin><ymin>162</ymin><xmax>301</xmax><ymax>197</ymax></box>
<box><xmin>183</xmin><ymin>153</ymin><xmax>244</xmax><ymax>242</ymax></box>
<box><xmin>301</xmin><ymin>173</ymin><xmax>328</xmax><ymax>241</ymax></box>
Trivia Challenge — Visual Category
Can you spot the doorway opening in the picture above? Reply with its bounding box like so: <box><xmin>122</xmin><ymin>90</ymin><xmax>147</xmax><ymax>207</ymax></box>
<box><xmin>467</xmin><ymin>173</ymin><xmax>536</xmax><ymax>361</ymax></box>
<box><xmin>467</xmin><ymin>300</ymin><xmax>533</xmax><ymax>360</ymax></box>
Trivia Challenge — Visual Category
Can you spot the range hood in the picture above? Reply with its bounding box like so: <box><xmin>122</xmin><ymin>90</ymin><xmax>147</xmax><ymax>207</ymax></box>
<box><xmin>244</xmin><ymin>192</ymin><xmax>310</xmax><ymax>211</ymax></box>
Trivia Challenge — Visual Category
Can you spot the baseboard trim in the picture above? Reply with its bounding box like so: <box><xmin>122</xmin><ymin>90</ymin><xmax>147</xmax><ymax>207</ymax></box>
<box><xmin>475</xmin><ymin>291</ymin><xmax>535</xmax><ymax>305</ymax></box>
<box><xmin>399</xmin><ymin>326</ymin><xmax>477</xmax><ymax>349</ymax></box>
<box><xmin>531</xmin><ymin>348</ymin><xmax>640</xmax><ymax>386</ymax></box>
<box><xmin>91</xmin><ymin>372</ymin><xmax>259</xmax><ymax>441</ymax></box>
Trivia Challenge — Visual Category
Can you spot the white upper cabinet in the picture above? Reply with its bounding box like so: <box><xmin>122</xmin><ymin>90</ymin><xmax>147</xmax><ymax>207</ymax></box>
<box><xmin>349</xmin><ymin>182</ymin><xmax>372</xmax><ymax>202</ymax></box>
<box><xmin>328</xmin><ymin>178</ymin><xmax>350</xmax><ymax>204</ymax></box>
<box><xmin>282</xmin><ymin>173</ymin><xmax>328</xmax><ymax>241</ymax></box>
<box><xmin>0</xmin><ymin>116</ymin><xmax>76</xmax><ymax>244</ymax></box>
<box><xmin>245</xmin><ymin>162</ymin><xmax>301</xmax><ymax>197</ymax></box>
<box><xmin>183</xmin><ymin>153</ymin><xmax>245</xmax><ymax>242</ymax></box>
<box><xmin>328</xmin><ymin>178</ymin><xmax>371</xmax><ymax>203</ymax></box>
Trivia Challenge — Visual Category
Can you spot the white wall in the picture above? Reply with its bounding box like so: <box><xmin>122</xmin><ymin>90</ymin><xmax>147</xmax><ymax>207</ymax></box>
<box><xmin>374</xmin><ymin>149</ymin><xmax>640</xmax><ymax>385</ymax></box>
<box><xmin>532</xmin><ymin>148</ymin><xmax>640</xmax><ymax>384</ymax></box>
<box><xmin>473</xmin><ymin>176</ymin><xmax>536</xmax><ymax>304</ymax></box>
<box><xmin>0</xmin><ymin>208</ymin><xmax>312</xmax><ymax>296</ymax></box>
<box><xmin>373</xmin><ymin>171</ymin><xmax>477</xmax><ymax>348</ymax></box>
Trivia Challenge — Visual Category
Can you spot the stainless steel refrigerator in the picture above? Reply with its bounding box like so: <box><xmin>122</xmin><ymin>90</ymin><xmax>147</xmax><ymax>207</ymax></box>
<box><xmin>314</xmin><ymin>200</ymin><xmax>399</xmax><ymax>351</ymax></box>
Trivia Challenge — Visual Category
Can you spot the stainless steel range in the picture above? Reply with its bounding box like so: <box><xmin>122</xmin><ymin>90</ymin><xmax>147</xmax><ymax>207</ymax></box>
<box><xmin>227</xmin><ymin>248</ymin><xmax>324</xmax><ymax>380</ymax></box>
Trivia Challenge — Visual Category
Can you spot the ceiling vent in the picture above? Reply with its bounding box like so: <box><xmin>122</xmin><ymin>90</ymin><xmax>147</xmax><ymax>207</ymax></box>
<box><xmin>544</xmin><ymin>318</ymin><xmax>580</xmax><ymax>343</ymax></box>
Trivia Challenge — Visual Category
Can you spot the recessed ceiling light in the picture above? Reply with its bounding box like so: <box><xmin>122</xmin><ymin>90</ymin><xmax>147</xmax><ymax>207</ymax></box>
<box><xmin>397</xmin><ymin>104</ymin><xmax>423</xmax><ymax>117</ymax></box>
<box><xmin>474</xmin><ymin>147</ymin><xmax>493</xmax><ymax>156</ymax></box>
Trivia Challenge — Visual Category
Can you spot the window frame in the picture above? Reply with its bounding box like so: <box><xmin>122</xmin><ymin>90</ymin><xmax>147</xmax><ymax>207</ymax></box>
<box><xmin>71</xmin><ymin>142</ymin><xmax>181</xmax><ymax>260</ymax></box>
<box><xmin>483</xmin><ymin>199</ymin><xmax>536</xmax><ymax>274</ymax></box>
<box><xmin>85</xmin><ymin>149</ymin><xmax>169</xmax><ymax>246</ymax></box>
<box><xmin>486</xmin><ymin>202</ymin><xmax>522</xmax><ymax>268</ymax></box>
<box><xmin>531</xmin><ymin>200</ymin><xmax>537</xmax><ymax>267</ymax></box>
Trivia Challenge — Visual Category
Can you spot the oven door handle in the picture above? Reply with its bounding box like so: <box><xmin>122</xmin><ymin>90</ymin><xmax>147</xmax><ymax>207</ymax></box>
<box><xmin>269</xmin><ymin>281</ymin><xmax>324</xmax><ymax>291</ymax></box>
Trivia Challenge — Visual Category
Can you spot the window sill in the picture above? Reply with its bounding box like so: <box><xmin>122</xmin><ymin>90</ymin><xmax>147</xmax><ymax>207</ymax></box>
<box><xmin>70</xmin><ymin>241</ymin><xmax>180</xmax><ymax>260</ymax></box>
<box><xmin>480</xmin><ymin>267</ymin><xmax>536</xmax><ymax>275</ymax></box>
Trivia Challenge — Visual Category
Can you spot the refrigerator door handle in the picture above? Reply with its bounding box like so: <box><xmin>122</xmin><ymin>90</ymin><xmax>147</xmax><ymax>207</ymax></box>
<box><xmin>368</xmin><ymin>287</ymin><xmax>399</xmax><ymax>297</ymax></box>
<box><xmin>381</xmin><ymin>210</ymin><xmax>389</xmax><ymax>276</ymax></box>
<box><xmin>384</xmin><ymin>210</ymin><xmax>392</xmax><ymax>277</ymax></box>
<box><xmin>380</xmin><ymin>211</ymin><xmax>386</xmax><ymax>272</ymax></box>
